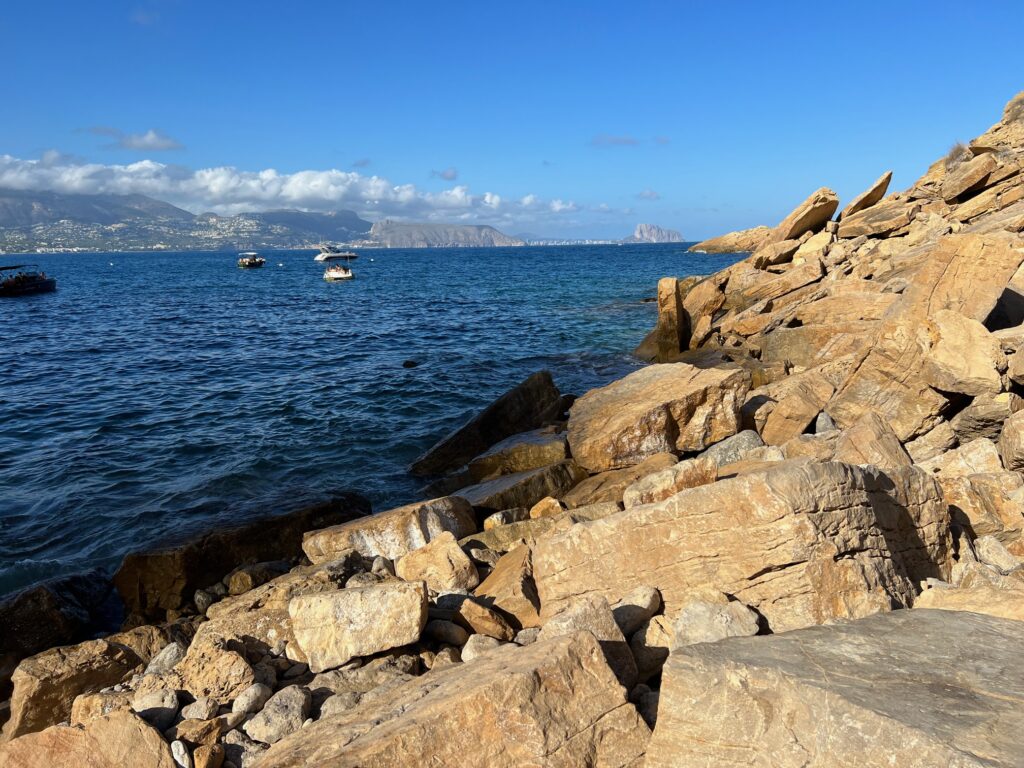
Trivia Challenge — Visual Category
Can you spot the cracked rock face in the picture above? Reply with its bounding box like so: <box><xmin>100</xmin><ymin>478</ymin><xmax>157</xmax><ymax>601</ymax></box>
<box><xmin>533</xmin><ymin>460</ymin><xmax>952</xmax><ymax>632</ymax></box>
<box><xmin>646</xmin><ymin>609</ymin><xmax>1024</xmax><ymax>767</ymax></box>
<box><xmin>255</xmin><ymin>632</ymin><xmax>650</xmax><ymax>768</ymax></box>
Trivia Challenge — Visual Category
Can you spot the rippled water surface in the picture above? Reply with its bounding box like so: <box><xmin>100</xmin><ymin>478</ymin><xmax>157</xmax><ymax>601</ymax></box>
<box><xmin>0</xmin><ymin>244</ymin><xmax>741</xmax><ymax>595</ymax></box>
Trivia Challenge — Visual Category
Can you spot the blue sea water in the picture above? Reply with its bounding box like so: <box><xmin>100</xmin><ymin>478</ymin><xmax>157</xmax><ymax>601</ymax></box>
<box><xmin>0</xmin><ymin>244</ymin><xmax>741</xmax><ymax>597</ymax></box>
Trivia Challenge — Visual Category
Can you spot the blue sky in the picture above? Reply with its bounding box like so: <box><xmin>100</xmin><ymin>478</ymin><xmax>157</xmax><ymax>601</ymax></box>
<box><xmin>3</xmin><ymin>1</ymin><xmax>1023</xmax><ymax>238</ymax></box>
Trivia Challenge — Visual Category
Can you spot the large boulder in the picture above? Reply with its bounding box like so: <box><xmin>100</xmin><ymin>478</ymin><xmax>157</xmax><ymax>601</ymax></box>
<box><xmin>465</xmin><ymin>427</ymin><xmax>568</xmax><ymax>481</ymax></box>
<box><xmin>395</xmin><ymin>531</ymin><xmax>479</xmax><ymax>593</ymax></box>
<box><xmin>302</xmin><ymin>496</ymin><xmax>475</xmax><ymax>564</ymax></box>
<box><xmin>768</xmin><ymin>187</ymin><xmax>839</xmax><ymax>243</ymax></box>
<box><xmin>836</xmin><ymin>199</ymin><xmax>918</xmax><ymax>239</ymax></box>
<box><xmin>453</xmin><ymin>461</ymin><xmax>587</xmax><ymax>512</ymax></box>
<box><xmin>688</xmin><ymin>225</ymin><xmax>771</xmax><ymax>254</ymax></box>
<box><xmin>838</xmin><ymin>170</ymin><xmax>892</xmax><ymax>221</ymax></box>
<box><xmin>645</xmin><ymin>610</ymin><xmax>1024</xmax><ymax>767</ymax></box>
<box><xmin>568</xmin><ymin>364</ymin><xmax>750</xmax><ymax>472</ymax></box>
<box><xmin>916</xmin><ymin>580</ymin><xmax>1024</xmax><ymax>621</ymax></box>
<box><xmin>113</xmin><ymin>495</ymin><xmax>370</xmax><ymax>623</ymax></box>
<box><xmin>538</xmin><ymin>595</ymin><xmax>637</xmax><ymax>689</ymax></box>
<box><xmin>410</xmin><ymin>371</ymin><xmax>564</xmax><ymax>477</ymax></box>
<box><xmin>921</xmin><ymin>309</ymin><xmax>1004</xmax><ymax>396</ymax></box>
<box><xmin>473</xmin><ymin>545</ymin><xmax>541</xmax><ymax>630</ymax></box>
<box><xmin>255</xmin><ymin>632</ymin><xmax>650</xmax><ymax>767</ymax></box>
<box><xmin>562</xmin><ymin>452</ymin><xmax>678</xmax><ymax>507</ymax></box>
<box><xmin>3</xmin><ymin>640</ymin><xmax>143</xmax><ymax>740</ymax></box>
<box><xmin>0</xmin><ymin>711</ymin><xmax>175</xmax><ymax>768</ymax></box>
<box><xmin>533</xmin><ymin>461</ymin><xmax>952</xmax><ymax>633</ymax></box>
<box><xmin>289</xmin><ymin>581</ymin><xmax>428</xmax><ymax>672</ymax></box>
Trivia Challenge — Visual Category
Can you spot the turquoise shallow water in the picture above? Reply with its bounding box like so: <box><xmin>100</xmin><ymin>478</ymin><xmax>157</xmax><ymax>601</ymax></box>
<box><xmin>0</xmin><ymin>244</ymin><xmax>741</xmax><ymax>596</ymax></box>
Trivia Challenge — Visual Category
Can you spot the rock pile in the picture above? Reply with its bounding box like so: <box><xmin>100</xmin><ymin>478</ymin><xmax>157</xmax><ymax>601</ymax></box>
<box><xmin>3</xmin><ymin>92</ymin><xmax>1024</xmax><ymax>767</ymax></box>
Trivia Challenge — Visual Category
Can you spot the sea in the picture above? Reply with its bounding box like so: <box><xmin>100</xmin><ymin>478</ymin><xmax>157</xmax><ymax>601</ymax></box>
<box><xmin>0</xmin><ymin>244</ymin><xmax>742</xmax><ymax>597</ymax></box>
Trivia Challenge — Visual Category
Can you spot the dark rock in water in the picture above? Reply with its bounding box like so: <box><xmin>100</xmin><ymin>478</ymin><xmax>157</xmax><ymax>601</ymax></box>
<box><xmin>0</xmin><ymin>569</ymin><xmax>117</xmax><ymax>657</ymax></box>
<box><xmin>113</xmin><ymin>493</ymin><xmax>371</xmax><ymax>625</ymax></box>
<box><xmin>402</xmin><ymin>360</ymin><xmax>419</xmax><ymax>368</ymax></box>
<box><xmin>0</xmin><ymin>569</ymin><xmax>119</xmax><ymax>702</ymax></box>
<box><xmin>410</xmin><ymin>371</ymin><xmax>564</xmax><ymax>477</ymax></box>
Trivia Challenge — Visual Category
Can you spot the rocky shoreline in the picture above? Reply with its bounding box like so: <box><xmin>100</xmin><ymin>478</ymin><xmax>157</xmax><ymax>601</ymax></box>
<box><xmin>3</xmin><ymin>93</ymin><xmax>1024</xmax><ymax>766</ymax></box>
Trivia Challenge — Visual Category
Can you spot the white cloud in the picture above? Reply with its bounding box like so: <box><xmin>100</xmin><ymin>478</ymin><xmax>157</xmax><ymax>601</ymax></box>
<box><xmin>0</xmin><ymin>154</ymin><xmax>591</xmax><ymax>227</ymax></box>
<box><xmin>430</xmin><ymin>167</ymin><xmax>458</xmax><ymax>181</ymax></box>
<box><xmin>549</xmin><ymin>199</ymin><xmax>580</xmax><ymax>213</ymax></box>
<box><xmin>86</xmin><ymin>126</ymin><xmax>183</xmax><ymax>151</ymax></box>
<box><xmin>637</xmin><ymin>188</ymin><xmax>660</xmax><ymax>200</ymax></box>
<box><xmin>591</xmin><ymin>134</ymin><xmax>640</xmax><ymax>147</ymax></box>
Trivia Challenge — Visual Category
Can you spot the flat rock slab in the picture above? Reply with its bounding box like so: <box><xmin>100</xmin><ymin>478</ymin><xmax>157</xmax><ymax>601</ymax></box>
<box><xmin>256</xmin><ymin>632</ymin><xmax>650</xmax><ymax>767</ymax></box>
<box><xmin>289</xmin><ymin>582</ymin><xmax>427</xmax><ymax>672</ymax></box>
<box><xmin>454</xmin><ymin>461</ymin><xmax>587</xmax><ymax>512</ymax></box>
<box><xmin>533</xmin><ymin>461</ymin><xmax>952</xmax><ymax>632</ymax></box>
<box><xmin>646</xmin><ymin>609</ymin><xmax>1024</xmax><ymax>767</ymax></box>
<box><xmin>568</xmin><ymin>363</ymin><xmax>750</xmax><ymax>472</ymax></box>
<box><xmin>302</xmin><ymin>496</ymin><xmax>475</xmax><ymax>563</ymax></box>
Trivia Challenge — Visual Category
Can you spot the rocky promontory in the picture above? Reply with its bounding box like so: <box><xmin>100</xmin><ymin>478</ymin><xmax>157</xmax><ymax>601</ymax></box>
<box><xmin>4</xmin><ymin>92</ymin><xmax>1024</xmax><ymax>767</ymax></box>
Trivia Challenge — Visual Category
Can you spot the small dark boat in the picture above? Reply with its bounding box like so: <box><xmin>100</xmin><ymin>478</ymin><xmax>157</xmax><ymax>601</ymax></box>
<box><xmin>0</xmin><ymin>264</ymin><xmax>57</xmax><ymax>297</ymax></box>
<box><xmin>237</xmin><ymin>252</ymin><xmax>266</xmax><ymax>269</ymax></box>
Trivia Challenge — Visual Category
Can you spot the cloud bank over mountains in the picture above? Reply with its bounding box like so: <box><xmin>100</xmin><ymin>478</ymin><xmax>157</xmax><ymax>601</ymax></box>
<box><xmin>0</xmin><ymin>153</ymin><xmax>610</xmax><ymax>226</ymax></box>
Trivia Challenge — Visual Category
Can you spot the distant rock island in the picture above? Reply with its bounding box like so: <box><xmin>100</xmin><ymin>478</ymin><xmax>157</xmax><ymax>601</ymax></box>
<box><xmin>623</xmin><ymin>223</ymin><xmax>684</xmax><ymax>243</ymax></box>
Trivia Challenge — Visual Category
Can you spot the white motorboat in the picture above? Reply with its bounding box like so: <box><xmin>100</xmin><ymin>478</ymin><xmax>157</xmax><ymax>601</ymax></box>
<box><xmin>323</xmin><ymin>263</ymin><xmax>354</xmax><ymax>281</ymax></box>
<box><xmin>314</xmin><ymin>244</ymin><xmax>359</xmax><ymax>262</ymax></box>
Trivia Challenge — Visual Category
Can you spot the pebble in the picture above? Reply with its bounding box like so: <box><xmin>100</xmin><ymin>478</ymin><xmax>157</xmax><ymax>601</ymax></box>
<box><xmin>171</xmin><ymin>739</ymin><xmax>193</xmax><ymax>768</ymax></box>
<box><xmin>145</xmin><ymin>641</ymin><xmax>187</xmax><ymax>676</ymax></box>
<box><xmin>231</xmin><ymin>682</ymin><xmax>273</xmax><ymax>715</ymax></box>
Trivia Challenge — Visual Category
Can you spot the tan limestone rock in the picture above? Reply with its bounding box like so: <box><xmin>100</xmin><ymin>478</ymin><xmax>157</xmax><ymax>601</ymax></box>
<box><xmin>939</xmin><ymin>471</ymin><xmax>1024</xmax><ymax>553</ymax></box>
<box><xmin>916</xmin><ymin>581</ymin><xmax>1024</xmax><ymax>621</ymax></box>
<box><xmin>395</xmin><ymin>531</ymin><xmax>479</xmax><ymax>594</ymax></box>
<box><xmin>673</xmin><ymin>590</ymin><xmax>760</xmax><ymax>647</ymax></box>
<box><xmin>621</xmin><ymin>457</ymin><xmax>718</xmax><ymax>508</ymax></box>
<box><xmin>629</xmin><ymin>615</ymin><xmax>674</xmax><ymax>683</ymax></box>
<box><xmin>455</xmin><ymin>461</ymin><xmax>587</xmax><ymax>512</ymax></box>
<box><xmin>999</xmin><ymin>410</ymin><xmax>1024</xmax><ymax>471</ymax></box>
<box><xmin>905</xmin><ymin>421</ymin><xmax>958</xmax><ymax>463</ymax></box>
<box><xmin>750</xmin><ymin>239</ymin><xmax>801</xmax><ymax>269</ymax></box>
<box><xmin>918</xmin><ymin>438</ymin><xmax>1003</xmax><ymax>477</ymax></box>
<box><xmin>769</xmin><ymin>187</ymin><xmax>839</xmax><ymax>243</ymax></box>
<box><xmin>466</xmin><ymin>427</ymin><xmax>569</xmax><ymax>482</ymax></box>
<box><xmin>0</xmin><ymin>711</ymin><xmax>175</xmax><ymax>768</ymax></box>
<box><xmin>645</xmin><ymin>610</ymin><xmax>1024</xmax><ymax>768</ymax></box>
<box><xmin>831</xmin><ymin>412</ymin><xmax>912</xmax><ymax>469</ymax></box>
<box><xmin>257</xmin><ymin>632</ymin><xmax>650</xmax><ymax>768</ymax></box>
<box><xmin>538</xmin><ymin>594</ymin><xmax>637</xmax><ymax>689</ymax></box>
<box><xmin>688</xmin><ymin>225</ymin><xmax>771</xmax><ymax>254</ymax></box>
<box><xmin>942</xmin><ymin>152</ymin><xmax>997</xmax><ymax>201</ymax></box>
<box><xmin>3</xmin><ymin>640</ymin><xmax>142</xmax><ymax>740</ymax></box>
<box><xmin>567</xmin><ymin>363</ymin><xmax>750</xmax><ymax>472</ymax></box>
<box><xmin>452</xmin><ymin>598</ymin><xmax>515</xmax><ymax>641</ymax></box>
<box><xmin>289</xmin><ymin>581</ymin><xmax>428</xmax><ymax>672</ymax></box>
<box><xmin>837</xmin><ymin>199</ymin><xmax>919</xmax><ymax>238</ymax></box>
<box><xmin>533</xmin><ymin>461</ymin><xmax>952</xmax><ymax>633</ymax></box>
<box><xmin>528</xmin><ymin>495</ymin><xmax>566</xmax><ymax>519</ymax></box>
<box><xmin>759</xmin><ymin>374</ymin><xmax>834</xmax><ymax>446</ymax></box>
<box><xmin>838</xmin><ymin>170</ymin><xmax>893</xmax><ymax>221</ymax></box>
<box><xmin>922</xmin><ymin>309</ymin><xmax>1004</xmax><ymax>396</ymax></box>
<box><xmin>69</xmin><ymin>691</ymin><xmax>133</xmax><ymax>725</ymax></box>
<box><xmin>302</xmin><ymin>496</ymin><xmax>476</xmax><ymax>564</ymax></box>
<box><xmin>473</xmin><ymin>545</ymin><xmax>541</xmax><ymax>630</ymax></box>
<box><xmin>562</xmin><ymin>452</ymin><xmax>678</xmax><ymax>507</ymax></box>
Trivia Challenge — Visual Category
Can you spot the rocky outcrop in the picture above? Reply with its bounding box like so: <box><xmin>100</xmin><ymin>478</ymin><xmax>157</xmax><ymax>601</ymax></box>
<box><xmin>410</xmin><ymin>371</ymin><xmax>564</xmax><ymax>477</ymax></box>
<box><xmin>113</xmin><ymin>495</ymin><xmax>369</xmax><ymax>623</ymax></box>
<box><xmin>368</xmin><ymin>220</ymin><xmax>525</xmax><ymax>248</ymax></box>
<box><xmin>646</xmin><ymin>610</ymin><xmax>1024</xmax><ymax>767</ymax></box>
<box><xmin>302</xmin><ymin>496</ymin><xmax>475</xmax><ymax>564</ymax></box>
<box><xmin>688</xmin><ymin>225</ymin><xmax>772</xmax><ymax>254</ymax></box>
<box><xmin>567</xmin><ymin>363</ymin><xmax>750</xmax><ymax>472</ymax></box>
<box><xmin>256</xmin><ymin>632</ymin><xmax>649</xmax><ymax>767</ymax></box>
<box><xmin>533</xmin><ymin>461</ymin><xmax>951</xmax><ymax>632</ymax></box>
<box><xmin>838</xmin><ymin>170</ymin><xmax>892</xmax><ymax>220</ymax></box>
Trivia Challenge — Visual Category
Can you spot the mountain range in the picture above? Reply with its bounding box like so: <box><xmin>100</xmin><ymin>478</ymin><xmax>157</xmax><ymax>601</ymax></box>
<box><xmin>0</xmin><ymin>188</ymin><xmax>683</xmax><ymax>252</ymax></box>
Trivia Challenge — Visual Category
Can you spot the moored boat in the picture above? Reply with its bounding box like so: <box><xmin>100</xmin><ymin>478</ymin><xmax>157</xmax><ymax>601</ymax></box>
<box><xmin>315</xmin><ymin>244</ymin><xmax>359</xmax><ymax>262</ymax></box>
<box><xmin>323</xmin><ymin>263</ymin><xmax>354</xmax><ymax>281</ymax></box>
<box><xmin>237</xmin><ymin>252</ymin><xmax>266</xmax><ymax>269</ymax></box>
<box><xmin>0</xmin><ymin>264</ymin><xmax>57</xmax><ymax>297</ymax></box>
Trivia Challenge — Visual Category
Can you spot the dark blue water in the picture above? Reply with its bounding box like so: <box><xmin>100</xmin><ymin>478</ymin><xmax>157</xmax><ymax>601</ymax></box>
<box><xmin>0</xmin><ymin>244</ymin><xmax>741</xmax><ymax>596</ymax></box>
